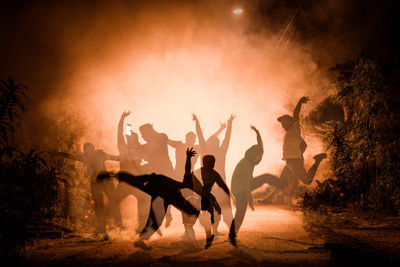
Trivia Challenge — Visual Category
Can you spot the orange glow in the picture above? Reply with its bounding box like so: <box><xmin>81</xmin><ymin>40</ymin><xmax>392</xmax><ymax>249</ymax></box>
<box><xmin>45</xmin><ymin>4</ymin><xmax>327</xmax><ymax>186</ymax></box>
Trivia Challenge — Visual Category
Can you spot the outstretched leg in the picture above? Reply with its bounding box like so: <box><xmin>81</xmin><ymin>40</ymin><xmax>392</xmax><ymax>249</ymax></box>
<box><xmin>286</xmin><ymin>154</ymin><xmax>326</xmax><ymax>185</ymax></box>
<box><xmin>229</xmin><ymin>191</ymin><xmax>248</xmax><ymax>247</ymax></box>
<box><xmin>250</xmin><ymin>173</ymin><xmax>286</xmax><ymax>191</ymax></box>
<box><xmin>139</xmin><ymin>197</ymin><xmax>167</xmax><ymax>241</ymax></box>
<box><xmin>172</xmin><ymin>192</ymin><xmax>200</xmax><ymax>217</ymax></box>
<box><xmin>258</xmin><ymin>166</ymin><xmax>292</xmax><ymax>203</ymax></box>
<box><xmin>304</xmin><ymin>153</ymin><xmax>327</xmax><ymax>184</ymax></box>
<box><xmin>231</xmin><ymin>191</ymin><xmax>248</xmax><ymax>234</ymax></box>
<box><xmin>211</xmin><ymin>187</ymin><xmax>232</xmax><ymax>235</ymax></box>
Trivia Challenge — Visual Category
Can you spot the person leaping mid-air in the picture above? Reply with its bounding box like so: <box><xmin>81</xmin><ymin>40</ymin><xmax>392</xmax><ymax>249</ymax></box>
<box><xmin>259</xmin><ymin>96</ymin><xmax>327</xmax><ymax>204</ymax></box>
<box><xmin>97</xmin><ymin>148</ymin><xmax>223</xmax><ymax>250</ymax></box>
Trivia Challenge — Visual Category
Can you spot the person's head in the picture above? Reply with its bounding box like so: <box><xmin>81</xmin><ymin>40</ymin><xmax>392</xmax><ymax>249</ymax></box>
<box><xmin>245</xmin><ymin>145</ymin><xmax>263</xmax><ymax>165</ymax></box>
<box><xmin>277</xmin><ymin>115</ymin><xmax>294</xmax><ymax>131</ymax></box>
<box><xmin>202</xmin><ymin>155</ymin><xmax>215</xmax><ymax>169</ymax></box>
<box><xmin>206</xmin><ymin>136</ymin><xmax>220</xmax><ymax>151</ymax></box>
<box><xmin>139</xmin><ymin>123</ymin><xmax>155</xmax><ymax>142</ymax></box>
<box><xmin>185</xmin><ymin>131</ymin><xmax>196</xmax><ymax>146</ymax></box>
<box><xmin>83</xmin><ymin>142</ymin><xmax>95</xmax><ymax>154</ymax></box>
<box><xmin>126</xmin><ymin>131</ymin><xmax>140</xmax><ymax>147</ymax></box>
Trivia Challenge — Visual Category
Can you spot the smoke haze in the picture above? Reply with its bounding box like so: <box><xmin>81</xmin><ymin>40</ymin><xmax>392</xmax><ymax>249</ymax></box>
<box><xmin>1</xmin><ymin>0</ymin><xmax>397</xmax><ymax>183</ymax></box>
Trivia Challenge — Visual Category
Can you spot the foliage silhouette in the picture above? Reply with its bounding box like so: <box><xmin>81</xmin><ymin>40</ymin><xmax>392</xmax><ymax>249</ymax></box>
<box><xmin>302</xmin><ymin>59</ymin><xmax>400</xmax><ymax>213</ymax></box>
<box><xmin>0</xmin><ymin>77</ymin><xmax>27</xmax><ymax>147</ymax></box>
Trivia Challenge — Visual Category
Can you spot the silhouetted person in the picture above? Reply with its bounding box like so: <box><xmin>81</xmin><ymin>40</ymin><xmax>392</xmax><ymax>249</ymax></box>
<box><xmin>168</xmin><ymin>131</ymin><xmax>200</xmax><ymax>180</ymax></box>
<box><xmin>118</xmin><ymin>111</ymin><xmax>144</xmax><ymax>174</ymax></box>
<box><xmin>52</xmin><ymin>143</ymin><xmax>119</xmax><ymax>240</ymax></box>
<box><xmin>193</xmin><ymin>114</ymin><xmax>234</xmax><ymax>235</ymax></box>
<box><xmin>139</xmin><ymin>123</ymin><xmax>175</xmax><ymax>226</ymax></box>
<box><xmin>259</xmin><ymin>96</ymin><xmax>327</xmax><ymax>204</ymax></box>
<box><xmin>195</xmin><ymin>154</ymin><xmax>232</xmax><ymax>248</ymax></box>
<box><xmin>139</xmin><ymin>123</ymin><xmax>175</xmax><ymax>177</ymax></box>
<box><xmin>168</xmin><ymin>131</ymin><xmax>200</xmax><ymax>239</ymax></box>
<box><xmin>117</xmin><ymin>111</ymin><xmax>150</xmax><ymax>232</ymax></box>
<box><xmin>97</xmin><ymin>148</ymin><xmax>221</xmax><ymax>249</ymax></box>
<box><xmin>227</xmin><ymin>126</ymin><xmax>299</xmax><ymax>246</ymax></box>
<box><xmin>279</xmin><ymin>97</ymin><xmax>326</xmax><ymax>184</ymax></box>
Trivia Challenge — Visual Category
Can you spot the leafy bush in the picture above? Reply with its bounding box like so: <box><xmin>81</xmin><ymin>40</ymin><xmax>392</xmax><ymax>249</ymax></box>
<box><xmin>0</xmin><ymin>148</ymin><xmax>60</xmax><ymax>251</ymax></box>
<box><xmin>0</xmin><ymin>78</ymin><xmax>74</xmax><ymax>253</ymax></box>
<box><xmin>302</xmin><ymin>60</ymin><xmax>400</xmax><ymax>213</ymax></box>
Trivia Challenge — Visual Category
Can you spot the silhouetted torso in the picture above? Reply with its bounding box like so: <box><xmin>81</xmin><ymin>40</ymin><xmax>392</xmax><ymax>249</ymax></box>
<box><xmin>142</xmin><ymin>133</ymin><xmax>174</xmax><ymax>177</ymax></box>
<box><xmin>200</xmin><ymin>167</ymin><xmax>224</xmax><ymax>196</ymax></box>
<box><xmin>76</xmin><ymin>150</ymin><xmax>114</xmax><ymax>183</ymax></box>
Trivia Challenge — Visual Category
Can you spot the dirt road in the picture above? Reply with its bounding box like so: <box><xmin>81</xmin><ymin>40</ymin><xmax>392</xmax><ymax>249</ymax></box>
<box><xmin>11</xmin><ymin>205</ymin><xmax>400</xmax><ymax>266</ymax></box>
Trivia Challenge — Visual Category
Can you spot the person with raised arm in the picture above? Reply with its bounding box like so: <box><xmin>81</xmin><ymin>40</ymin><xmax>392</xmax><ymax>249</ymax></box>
<box><xmin>192</xmin><ymin>114</ymin><xmax>235</xmax><ymax>235</ymax></box>
<box><xmin>278</xmin><ymin>96</ymin><xmax>326</xmax><ymax>185</ymax></box>
<box><xmin>117</xmin><ymin>111</ymin><xmax>143</xmax><ymax>174</ymax></box>
<box><xmin>227</xmin><ymin>126</ymin><xmax>299</xmax><ymax>246</ymax></box>
<box><xmin>168</xmin><ymin>131</ymin><xmax>200</xmax><ymax>240</ymax></box>
<box><xmin>117</xmin><ymin>111</ymin><xmax>150</xmax><ymax>232</ymax></box>
<box><xmin>259</xmin><ymin>96</ymin><xmax>327</xmax><ymax>204</ymax></box>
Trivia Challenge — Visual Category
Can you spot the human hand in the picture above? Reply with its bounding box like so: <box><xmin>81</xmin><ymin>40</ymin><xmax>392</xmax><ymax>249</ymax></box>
<box><xmin>228</xmin><ymin>114</ymin><xmax>236</xmax><ymax>123</ymax></box>
<box><xmin>186</xmin><ymin>147</ymin><xmax>197</xmax><ymax>158</ymax></box>
<box><xmin>220</xmin><ymin>122</ymin><xmax>227</xmax><ymax>130</ymax></box>
<box><xmin>250</xmin><ymin>125</ymin><xmax>258</xmax><ymax>132</ymax></box>
<box><xmin>300</xmin><ymin>96</ymin><xmax>310</xmax><ymax>104</ymax></box>
<box><xmin>121</xmin><ymin>110</ymin><xmax>131</xmax><ymax>118</ymax></box>
<box><xmin>192</xmin><ymin>114</ymin><xmax>198</xmax><ymax>122</ymax></box>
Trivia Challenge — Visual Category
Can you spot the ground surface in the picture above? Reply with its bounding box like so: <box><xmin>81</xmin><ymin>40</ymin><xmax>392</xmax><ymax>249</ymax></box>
<box><xmin>7</xmin><ymin>205</ymin><xmax>400</xmax><ymax>266</ymax></box>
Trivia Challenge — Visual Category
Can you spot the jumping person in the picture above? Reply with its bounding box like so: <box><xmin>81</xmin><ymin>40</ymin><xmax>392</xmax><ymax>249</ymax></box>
<box><xmin>259</xmin><ymin>96</ymin><xmax>327</xmax><ymax>204</ymax></box>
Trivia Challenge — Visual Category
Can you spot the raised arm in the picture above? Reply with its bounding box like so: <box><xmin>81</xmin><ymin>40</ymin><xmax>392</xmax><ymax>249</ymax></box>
<box><xmin>215</xmin><ymin>172</ymin><xmax>230</xmax><ymax>197</ymax></box>
<box><xmin>118</xmin><ymin>111</ymin><xmax>131</xmax><ymax>150</ymax></box>
<box><xmin>185</xmin><ymin>148</ymin><xmax>196</xmax><ymax>176</ymax></box>
<box><xmin>221</xmin><ymin>114</ymin><xmax>235</xmax><ymax>153</ymax></box>
<box><xmin>250</xmin><ymin>125</ymin><xmax>263</xmax><ymax>151</ymax></box>
<box><xmin>182</xmin><ymin>148</ymin><xmax>198</xmax><ymax>190</ymax></box>
<box><xmin>209</xmin><ymin>122</ymin><xmax>226</xmax><ymax>139</ymax></box>
<box><xmin>193</xmin><ymin>114</ymin><xmax>208</xmax><ymax>154</ymax></box>
<box><xmin>293</xmin><ymin>96</ymin><xmax>309</xmax><ymax>122</ymax></box>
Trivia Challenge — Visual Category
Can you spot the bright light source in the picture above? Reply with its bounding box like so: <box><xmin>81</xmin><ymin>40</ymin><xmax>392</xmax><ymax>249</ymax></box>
<box><xmin>233</xmin><ymin>8</ymin><xmax>243</xmax><ymax>14</ymax></box>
